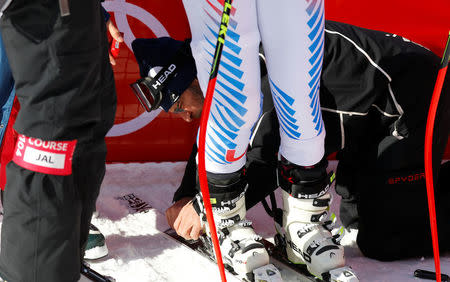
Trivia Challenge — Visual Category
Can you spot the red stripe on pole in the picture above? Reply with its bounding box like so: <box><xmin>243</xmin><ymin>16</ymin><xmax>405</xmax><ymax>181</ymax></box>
<box><xmin>424</xmin><ymin>32</ymin><xmax>450</xmax><ymax>282</ymax></box>
<box><xmin>198</xmin><ymin>77</ymin><xmax>227</xmax><ymax>282</ymax></box>
<box><xmin>197</xmin><ymin>1</ymin><xmax>233</xmax><ymax>281</ymax></box>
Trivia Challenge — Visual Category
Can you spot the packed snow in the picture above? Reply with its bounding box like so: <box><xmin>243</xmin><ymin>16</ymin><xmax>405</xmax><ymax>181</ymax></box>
<box><xmin>2</xmin><ymin>161</ymin><xmax>450</xmax><ymax>281</ymax></box>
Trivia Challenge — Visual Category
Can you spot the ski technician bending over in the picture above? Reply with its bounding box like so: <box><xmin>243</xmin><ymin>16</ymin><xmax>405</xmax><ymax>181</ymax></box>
<box><xmin>182</xmin><ymin>0</ymin><xmax>345</xmax><ymax>278</ymax></box>
<box><xmin>0</xmin><ymin>1</ymin><xmax>117</xmax><ymax>281</ymax></box>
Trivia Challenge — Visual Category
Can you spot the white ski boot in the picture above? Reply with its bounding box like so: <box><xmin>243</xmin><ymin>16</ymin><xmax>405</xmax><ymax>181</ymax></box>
<box><xmin>276</xmin><ymin>157</ymin><xmax>358</xmax><ymax>281</ymax></box>
<box><xmin>280</xmin><ymin>190</ymin><xmax>345</xmax><ymax>274</ymax></box>
<box><xmin>194</xmin><ymin>169</ymin><xmax>271</xmax><ymax>280</ymax></box>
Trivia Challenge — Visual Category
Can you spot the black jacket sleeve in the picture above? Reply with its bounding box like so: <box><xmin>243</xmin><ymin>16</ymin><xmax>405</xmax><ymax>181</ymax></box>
<box><xmin>172</xmin><ymin>143</ymin><xmax>199</xmax><ymax>202</ymax></box>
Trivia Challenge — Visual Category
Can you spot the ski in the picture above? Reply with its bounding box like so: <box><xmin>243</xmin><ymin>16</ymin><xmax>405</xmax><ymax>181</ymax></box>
<box><xmin>116</xmin><ymin>192</ymin><xmax>281</xmax><ymax>281</ymax></box>
<box><xmin>164</xmin><ymin>228</ymin><xmax>357</xmax><ymax>282</ymax></box>
<box><xmin>114</xmin><ymin>192</ymin><xmax>355</xmax><ymax>281</ymax></box>
<box><xmin>164</xmin><ymin>228</ymin><xmax>312</xmax><ymax>282</ymax></box>
<box><xmin>81</xmin><ymin>262</ymin><xmax>115</xmax><ymax>282</ymax></box>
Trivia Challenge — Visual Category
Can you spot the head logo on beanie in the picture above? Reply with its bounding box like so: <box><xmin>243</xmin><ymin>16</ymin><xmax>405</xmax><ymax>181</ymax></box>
<box><xmin>130</xmin><ymin>37</ymin><xmax>197</xmax><ymax>112</ymax></box>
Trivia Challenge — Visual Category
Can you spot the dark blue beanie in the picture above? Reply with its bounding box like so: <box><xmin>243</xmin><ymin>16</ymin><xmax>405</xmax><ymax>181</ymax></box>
<box><xmin>131</xmin><ymin>37</ymin><xmax>197</xmax><ymax>111</ymax></box>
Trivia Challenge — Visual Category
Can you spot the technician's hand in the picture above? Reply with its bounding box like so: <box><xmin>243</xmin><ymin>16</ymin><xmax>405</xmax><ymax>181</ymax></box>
<box><xmin>165</xmin><ymin>197</ymin><xmax>203</xmax><ymax>240</ymax></box>
<box><xmin>106</xmin><ymin>19</ymin><xmax>124</xmax><ymax>65</ymax></box>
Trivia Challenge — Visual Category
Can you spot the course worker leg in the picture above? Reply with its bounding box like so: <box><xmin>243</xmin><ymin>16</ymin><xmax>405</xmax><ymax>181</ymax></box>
<box><xmin>0</xmin><ymin>1</ymin><xmax>116</xmax><ymax>281</ymax></box>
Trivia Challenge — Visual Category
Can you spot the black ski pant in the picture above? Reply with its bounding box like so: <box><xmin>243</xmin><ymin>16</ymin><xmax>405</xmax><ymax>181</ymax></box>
<box><xmin>0</xmin><ymin>1</ymin><xmax>116</xmax><ymax>281</ymax></box>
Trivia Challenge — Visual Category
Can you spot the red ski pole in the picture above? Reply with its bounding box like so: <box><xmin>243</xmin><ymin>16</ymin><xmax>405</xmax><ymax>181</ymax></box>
<box><xmin>197</xmin><ymin>1</ymin><xmax>233</xmax><ymax>281</ymax></box>
<box><xmin>424</xmin><ymin>31</ymin><xmax>450</xmax><ymax>282</ymax></box>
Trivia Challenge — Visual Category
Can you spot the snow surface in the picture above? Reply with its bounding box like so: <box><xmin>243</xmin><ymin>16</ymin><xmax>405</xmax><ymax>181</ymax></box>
<box><xmin>3</xmin><ymin>161</ymin><xmax>450</xmax><ymax>281</ymax></box>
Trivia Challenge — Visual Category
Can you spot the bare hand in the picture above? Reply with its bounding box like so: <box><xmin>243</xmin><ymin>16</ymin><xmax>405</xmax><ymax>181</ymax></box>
<box><xmin>106</xmin><ymin>19</ymin><xmax>124</xmax><ymax>65</ymax></box>
<box><xmin>165</xmin><ymin>197</ymin><xmax>203</xmax><ymax>240</ymax></box>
